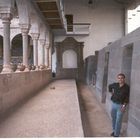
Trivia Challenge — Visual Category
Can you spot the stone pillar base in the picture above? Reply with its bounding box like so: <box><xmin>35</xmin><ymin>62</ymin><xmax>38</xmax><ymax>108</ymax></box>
<box><xmin>2</xmin><ymin>65</ymin><xmax>13</xmax><ymax>73</ymax></box>
<box><xmin>15</xmin><ymin>69</ymin><xmax>22</xmax><ymax>72</ymax></box>
<box><xmin>47</xmin><ymin>67</ymin><xmax>51</xmax><ymax>70</ymax></box>
<box><xmin>24</xmin><ymin>67</ymin><xmax>30</xmax><ymax>72</ymax></box>
<box><xmin>35</xmin><ymin>66</ymin><xmax>39</xmax><ymax>71</ymax></box>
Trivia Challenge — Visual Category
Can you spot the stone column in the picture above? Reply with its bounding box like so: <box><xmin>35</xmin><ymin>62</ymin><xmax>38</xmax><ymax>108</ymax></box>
<box><xmin>48</xmin><ymin>47</ymin><xmax>52</xmax><ymax>69</ymax></box>
<box><xmin>20</xmin><ymin>24</ymin><xmax>30</xmax><ymax>71</ymax></box>
<box><xmin>39</xmin><ymin>39</ymin><xmax>45</xmax><ymax>69</ymax></box>
<box><xmin>31</xmin><ymin>33</ymin><xmax>39</xmax><ymax>70</ymax></box>
<box><xmin>44</xmin><ymin>42</ymin><xmax>49</xmax><ymax>68</ymax></box>
<box><xmin>0</xmin><ymin>13</ymin><xmax>13</xmax><ymax>73</ymax></box>
<box><xmin>47</xmin><ymin>47</ymin><xmax>50</xmax><ymax>68</ymax></box>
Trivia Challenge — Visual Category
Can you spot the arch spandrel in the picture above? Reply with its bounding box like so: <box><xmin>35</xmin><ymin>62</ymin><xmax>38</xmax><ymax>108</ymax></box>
<box><xmin>15</xmin><ymin>0</ymin><xmax>30</xmax><ymax>25</ymax></box>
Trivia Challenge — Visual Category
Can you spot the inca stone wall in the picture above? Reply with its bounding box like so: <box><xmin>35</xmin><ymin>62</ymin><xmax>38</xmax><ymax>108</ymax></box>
<box><xmin>94</xmin><ymin>27</ymin><xmax>140</xmax><ymax>136</ymax></box>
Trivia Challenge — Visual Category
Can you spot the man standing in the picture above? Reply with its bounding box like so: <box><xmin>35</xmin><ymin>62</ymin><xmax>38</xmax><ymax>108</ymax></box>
<box><xmin>108</xmin><ymin>73</ymin><xmax>130</xmax><ymax>137</ymax></box>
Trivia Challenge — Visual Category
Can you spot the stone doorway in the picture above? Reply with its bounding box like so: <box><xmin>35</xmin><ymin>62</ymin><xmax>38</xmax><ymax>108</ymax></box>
<box><xmin>121</xmin><ymin>44</ymin><xmax>133</xmax><ymax>136</ymax></box>
<box><xmin>55</xmin><ymin>37</ymin><xmax>84</xmax><ymax>81</ymax></box>
<box><xmin>122</xmin><ymin>44</ymin><xmax>133</xmax><ymax>85</ymax></box>
<box><xmin>102</xmin><ymin>52</ymin><xmax>109</xmax><ymax>103</ymax></box>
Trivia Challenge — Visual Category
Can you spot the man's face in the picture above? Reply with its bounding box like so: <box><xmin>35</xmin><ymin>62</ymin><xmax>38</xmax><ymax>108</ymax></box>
<box><xmin>117</xmin><ymin>75</ymin><xmax>125</xmax><ymax>85</ymax></box>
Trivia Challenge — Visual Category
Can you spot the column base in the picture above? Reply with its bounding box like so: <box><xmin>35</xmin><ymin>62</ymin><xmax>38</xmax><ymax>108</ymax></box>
<box><xmin>24</xmin><ymin>67</ymin><xmax>30</xmax><ymax>72</ymax></box>
<box><xmin>43</xmin><ymin>66</ymin><xmax>48</xmax><ymax>70</ymax></box>
<box><xmin>1</xmin><ymin>65</ymin><xmax>13</xmax><ymax>73</ymax></box>
<box><xmin>35</xmin><ymin>66</ymin><xmax>39</xmax><ymax>71</ymax></box>
<box><xmin>15</xmin><ymin>69</ymin><xmax>22</xmax><ymax>72</ymax></box>
<box><xmin>39</xmin><ymin>65</ymin><xmax>46</xmax><ymax>70</ymax></box>
<box><xmin>47</xmin><ymin>66</ymin><xmax>51</xmax><ymax>70</ymax></box>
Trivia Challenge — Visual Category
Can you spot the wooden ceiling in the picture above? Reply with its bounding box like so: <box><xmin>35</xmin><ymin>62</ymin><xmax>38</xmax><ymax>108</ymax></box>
<box><xmin>35</xmin><ymin>0</ymin><xmax>135</xmax><ymax>30</ymax></box>
<box><xmin>115</xmin><ymin>0</ymin><xmax>134</xmax><ymax>5</ymax></box>
<box><xmin>36</xmin><ymin>0</ymin><xmax>64</xmax><ymax>29</ymax></box>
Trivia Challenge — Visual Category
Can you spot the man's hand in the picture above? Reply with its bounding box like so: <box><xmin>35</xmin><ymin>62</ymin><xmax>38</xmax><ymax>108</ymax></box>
<box><xmin>121</xmin><ymin>104</ymin><xmax>126</xmax><ymax>112</ymax></box>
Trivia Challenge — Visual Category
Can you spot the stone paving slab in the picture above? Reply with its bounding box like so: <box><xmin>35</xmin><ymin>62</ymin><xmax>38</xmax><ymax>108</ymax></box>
<box><xmin>0</xmin><ymin>80</ymin><xmax>84</xmax><ymax>137</ymax></box>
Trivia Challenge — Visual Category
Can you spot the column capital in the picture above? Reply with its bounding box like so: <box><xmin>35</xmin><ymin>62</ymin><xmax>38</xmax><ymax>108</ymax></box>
<box><xmin>19</xmin><ymin>23</ymin><xmax>30</xmax><ymax>34</ymax></box>
<box><xmin>45</xmin><ymin>42</ymin><xmax>50</xmax><ymax>48</ymax></box>
<box><xmin>0</xmin><ymin>7</ymin><xmax>14</xmax><ymax>19</ymax></box>
<box><xmin>0</xmin><ymin>13</ymin><xmax>13</xmax><ymax>22</ymax></box>
<box><xmin>39</xmin><ymin>39</ymin><xmax>46</xmax><ymax>46</ymax></box>
<box><xmin>31</xmin><ymin>33</ymin><xmax>40</xmax><ymax>40</ymax></box>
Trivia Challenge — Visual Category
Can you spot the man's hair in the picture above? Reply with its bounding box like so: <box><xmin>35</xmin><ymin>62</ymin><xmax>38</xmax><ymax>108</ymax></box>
<box><xmin>117</xmin><ymin>73</ymin><xmax>125</xmax><ymax>78</ymax></box>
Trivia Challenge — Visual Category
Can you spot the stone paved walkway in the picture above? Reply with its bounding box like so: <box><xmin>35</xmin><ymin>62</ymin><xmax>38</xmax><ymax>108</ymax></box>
<box><xmin>0</xmin><ymin>80</ymin><xmax>83</xmax><ymax>137</ymax></box>
<box><xmin>0</xmin><ymin>80</ymin><xmax>112</xmax><ymax>138</ymax></box>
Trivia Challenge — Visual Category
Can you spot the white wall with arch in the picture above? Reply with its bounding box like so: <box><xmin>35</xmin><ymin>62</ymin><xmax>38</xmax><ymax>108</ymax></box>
<box><xmin>62</xmin><ymin>49</ymin><xmax>77</xmax><ymax>68</ymax></box>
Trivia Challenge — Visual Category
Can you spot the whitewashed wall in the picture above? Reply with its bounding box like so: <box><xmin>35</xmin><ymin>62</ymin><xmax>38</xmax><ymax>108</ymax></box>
<box><xmin>54</xmin><ymin>0</ymin><xmax>124</xmax><ymax>59</ymax></box>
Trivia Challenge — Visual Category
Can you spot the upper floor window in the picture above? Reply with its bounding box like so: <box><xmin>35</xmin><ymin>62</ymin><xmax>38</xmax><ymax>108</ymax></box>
<box><xmin>127</xmin><ymin>5</ymin><xmax>140</xmax><ymax>33</ymax></box>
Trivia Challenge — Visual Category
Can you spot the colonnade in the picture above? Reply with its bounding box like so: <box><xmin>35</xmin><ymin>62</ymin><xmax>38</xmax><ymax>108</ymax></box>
<box><xmin>0</xmin><ymin>5</ymin><xmax>52</xmax><ymax>73</ymax></box>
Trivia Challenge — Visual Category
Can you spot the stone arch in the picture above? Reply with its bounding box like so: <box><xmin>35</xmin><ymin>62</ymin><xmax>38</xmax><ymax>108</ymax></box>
<box><xmin>62</xmin><ymin>49</ymin><xmax>77</xmax><ymax>68</ymax></box>
<box><xmin>10</xmin><ymin>29</ymin><xmax>21</xmax><ymax>42</ymax></box>
<box><xmin>11</xmin><ymin>34</ymin><xmax>22</xmax><ymax>56</ymax></box>
<box><xmin>11</xmin><ymin>34</ymin><xmax>33</xmax><ymax>64</ymax></box>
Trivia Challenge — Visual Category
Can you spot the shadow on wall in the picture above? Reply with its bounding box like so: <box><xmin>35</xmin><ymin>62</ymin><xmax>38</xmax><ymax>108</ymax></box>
<box><xmin>84</xmin><ymin>51</ymin><xmax>98</xmax><ymax>85</ymax></box>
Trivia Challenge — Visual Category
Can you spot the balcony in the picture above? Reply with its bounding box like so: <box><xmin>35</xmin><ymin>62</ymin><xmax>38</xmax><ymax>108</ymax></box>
<box><xmin>66</xmin><ymin>23</ymin><xmax>91</xmax><ymax>35</ymax></box>
<box><xmin>35</xmin><ymin>0</ymin><xmax>67</xmax><ymax>30</ymax></box>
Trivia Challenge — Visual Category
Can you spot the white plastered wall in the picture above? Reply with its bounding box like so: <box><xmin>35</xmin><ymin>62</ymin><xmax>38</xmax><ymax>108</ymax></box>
<box><xmin>54</xmin><ymin>0</ymin><xmax>125</xmax><ymax>59</ymax></box>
